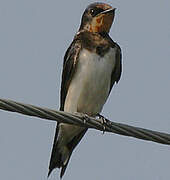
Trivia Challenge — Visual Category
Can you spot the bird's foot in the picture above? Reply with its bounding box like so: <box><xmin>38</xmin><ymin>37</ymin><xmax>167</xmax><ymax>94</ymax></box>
<box><xmin>96</xmin><ymin>114</ymin><xmax>108</xmax><ymax>134</ymax></box>
<box><xmin>74</xmin><ymin>112</ymin><xmax>90</xmax><ymax>124</ymax></box>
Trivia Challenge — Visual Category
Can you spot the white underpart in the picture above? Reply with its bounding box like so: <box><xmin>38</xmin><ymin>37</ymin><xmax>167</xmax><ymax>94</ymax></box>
<box><xmin>58</xmin><ymin>48</ymin><xmax>116</xmax><ymax>164</ymax></box>
<box><xmin>64</xmin><ymin>48</ymin><xmax>116</xmax><ymax>114</ymax></box>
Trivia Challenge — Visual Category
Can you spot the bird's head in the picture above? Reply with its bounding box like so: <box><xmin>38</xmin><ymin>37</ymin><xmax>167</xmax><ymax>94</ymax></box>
<box><xmin>79</xmin><ymin>2</ymin><xmax>116</xmax><ymax>33</ymax></box>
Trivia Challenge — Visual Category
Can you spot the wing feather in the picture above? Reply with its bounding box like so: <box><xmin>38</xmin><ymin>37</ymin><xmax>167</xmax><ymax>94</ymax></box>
<box><xmin>60</xmin><ymin>40</ymin><xmax>82</xmax><ymax>110</ymax></box>
<box><xmin>109</xmin><ymin>43</ymin><xmax>122</xmax><ymax>93</ymax></box>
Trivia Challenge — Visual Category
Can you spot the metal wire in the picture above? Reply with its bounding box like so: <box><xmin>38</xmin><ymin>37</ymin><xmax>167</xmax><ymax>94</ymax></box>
<box><xmin>0</xmin><ymin>98</ymin><xmax>170</xmax><ymax>145</ymax></box>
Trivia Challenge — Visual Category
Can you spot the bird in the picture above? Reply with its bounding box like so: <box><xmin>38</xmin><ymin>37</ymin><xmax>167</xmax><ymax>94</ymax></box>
<box><xmin>48</xmin><ymin>2</ymin><xmax>122</xmax><ymax>178</ymax></box>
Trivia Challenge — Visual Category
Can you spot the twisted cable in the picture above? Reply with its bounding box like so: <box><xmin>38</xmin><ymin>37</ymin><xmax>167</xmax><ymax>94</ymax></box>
<box><xmin>0</xmin><ymin>98</ymin><xmax>170</xmax><ymax>145</ymax></box>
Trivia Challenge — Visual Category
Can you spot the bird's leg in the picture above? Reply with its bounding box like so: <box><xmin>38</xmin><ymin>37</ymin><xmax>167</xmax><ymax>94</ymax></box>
<box><xmin>82</xmin><ymin>114</ymin><xmax>90</xmax><ymax>124</ymax></box>
<box><xmin>74</xmin><ymin>112</ymin><xmax>90</xmax><ymax>124</ymax></box>
<box><xmin>96</xmin><ymin>113</ymin><xmax>107</xmax><ymax>134</ymax></box>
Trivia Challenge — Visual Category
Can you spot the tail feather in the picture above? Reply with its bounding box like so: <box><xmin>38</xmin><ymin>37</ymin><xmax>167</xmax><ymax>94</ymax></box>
<box><xmin>60</xmin><ymin>155</ymin><xmax>71</xmax><ymax>179</ymax></box>
<box><xmin>48</xmin><ymin>123</ymin><xmax>87</xmax><ymax>178</ymax></box>
<box><xmin>48</xmin><ymin>123</ymin><xmax>61</xmax><ymax>177</ymax></box>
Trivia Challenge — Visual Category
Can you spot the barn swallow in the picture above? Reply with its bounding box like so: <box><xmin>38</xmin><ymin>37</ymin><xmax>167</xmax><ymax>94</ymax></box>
<box><xmin>48</xmin><ymin>2</ymin><xmax>122</xmax><ymax>178</ymax></box>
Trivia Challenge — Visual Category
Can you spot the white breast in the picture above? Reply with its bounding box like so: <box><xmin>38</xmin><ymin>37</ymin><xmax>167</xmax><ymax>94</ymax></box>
<box><xmin>64</xmin><ymin>48</ymin><xmax>116</xmax><ymax>116</ymax></box>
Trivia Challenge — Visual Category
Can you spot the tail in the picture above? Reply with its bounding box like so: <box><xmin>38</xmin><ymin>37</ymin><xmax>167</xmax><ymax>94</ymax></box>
<box><xmin>48</xmin><ymin>123</ymin><xmax>87</xmax><ymax>178</ymax></box>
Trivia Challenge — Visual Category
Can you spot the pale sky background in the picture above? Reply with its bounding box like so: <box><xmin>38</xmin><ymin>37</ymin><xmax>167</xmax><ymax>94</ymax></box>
<box><xmin>0</xmin><ymin>0</ymin><xmax>170</xmax><ymax>180</ymax></box>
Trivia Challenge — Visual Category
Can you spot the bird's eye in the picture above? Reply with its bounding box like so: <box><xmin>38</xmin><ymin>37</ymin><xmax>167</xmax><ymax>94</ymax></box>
<box><xmin>90</xmin><ymin>8</ymin><xmax>95</xmax><ymax>16</ymax></box>
<box><xmin>89</xmin><ymin>8</ymin><xmax>103</xmax><ymax>17</ymax></box>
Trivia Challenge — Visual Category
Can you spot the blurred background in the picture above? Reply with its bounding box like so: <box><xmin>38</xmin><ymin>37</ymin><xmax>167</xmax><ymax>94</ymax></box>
<box><xmin>0</xmin><ymin>0</ymin><xmax>170</xmax><ymax>179</ymax></box>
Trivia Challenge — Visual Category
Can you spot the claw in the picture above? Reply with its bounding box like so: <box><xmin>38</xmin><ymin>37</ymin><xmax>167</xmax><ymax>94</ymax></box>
<box><xmin>74</xmin><ymin>112</ymin><xmax>89</xmax><ymax>124</ymax></box>
<box><xmin>82</xmin><ymin>114</ymin><xmax>89</xmax><ymax>124</ymax></box>
<box><xmin>97</xmin><ymin>114</ymin><xmax>107</xmax><ymax>134</ymax></box>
